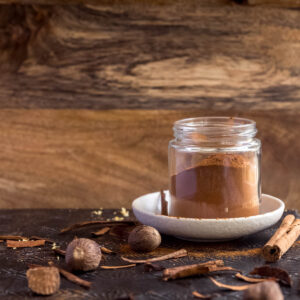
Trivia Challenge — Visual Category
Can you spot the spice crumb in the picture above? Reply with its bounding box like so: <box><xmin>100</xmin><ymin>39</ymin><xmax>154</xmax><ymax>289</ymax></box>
<box><xmin>56</xmin><ymin>256</ymin><xmax>60</xmax><ymax>260</ymax></box>
<box><xmin>92</xmin><ymin>210</ymin><xmax>103</xmax><ymax>216</ymax></box>
<box><xmin>112</xmin><ymin>216</ymin><xmax>124</xmax><ymax>221</ymax></box>
<box><xmin>51</xmin><ymin>243</ymin><xmax>57</xmax><ymax>250</ymax></box>
<box><xmin>13</xmin><ymin>247</ymin><xmax>16</xmax><ymax>250</ymax></box>
<box><xmin>120</xmin><ymin>207</ymin><xmax>129</xmax><ymax>217</ymax></box>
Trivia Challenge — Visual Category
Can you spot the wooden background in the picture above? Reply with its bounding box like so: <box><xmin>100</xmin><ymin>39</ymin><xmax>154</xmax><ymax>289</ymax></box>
<box><xmin>0</xmin><ymin>0</ymin><xmax>299</xmax><ymax>209</ymax></box>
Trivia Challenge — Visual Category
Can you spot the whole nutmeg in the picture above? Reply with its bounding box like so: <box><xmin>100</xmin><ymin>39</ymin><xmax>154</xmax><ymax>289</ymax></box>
<box><xmin>128</xmin><ymin>225</ymin><xmax>161</xmax><ymax>252</ymax></box>
<box><xmin>243</xmin><ymin>281</ymin><xmax>284</xmax><ymax>300</ymax></box>
<box><xmin>26</xmin><ymin>267</ymin><xmax>60</xmax><ymax>295</ymax></box>
<box><xmin>65</xmin><ymin>238</ymin><xmax>101</xmax><ymax>271</ymax></box>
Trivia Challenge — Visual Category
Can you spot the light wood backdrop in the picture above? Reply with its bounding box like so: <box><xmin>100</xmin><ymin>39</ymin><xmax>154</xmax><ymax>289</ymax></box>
<box><xmin>0</xmin><ymin>0</ymin><xmax>299</xmax><ymax>209</ymax></box>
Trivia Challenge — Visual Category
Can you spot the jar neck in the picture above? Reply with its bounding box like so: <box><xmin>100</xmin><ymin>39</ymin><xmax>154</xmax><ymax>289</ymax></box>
<box><xmin>173</xmin><ymin>117</ymin><xmax>257</xmax><ymax>146</ymax></box>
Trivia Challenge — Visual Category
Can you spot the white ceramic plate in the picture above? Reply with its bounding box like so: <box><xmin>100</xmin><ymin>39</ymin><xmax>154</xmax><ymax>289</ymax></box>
<box><xmin>132</xmin><ymin>191</ymin><xmax>284</xmax><ymax>241</ymax></box>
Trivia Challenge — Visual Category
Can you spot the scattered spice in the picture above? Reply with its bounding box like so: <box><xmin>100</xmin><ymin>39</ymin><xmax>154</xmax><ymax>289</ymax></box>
<box><xmin>208</xmin><ymin>276</ymin><xmax>254</xmax><ymax>291</ymax></box>
<box><xmin>160</xmin><ymin>190</ymin><xmax>168</xmax><ymax>216</ymax></box>
<box><xmin>112</xmin><ymin>216</ymin><xmax>124</xmax><ymax>221</ymax></box>
<box><xmin>144</xmin><ymin>263</ymin><xmax>165</xmax><ymax>272</ymax></box>
<box><xmin>128</xmin><ymin>225</ymin><xmax>161</xmax><ymax>252</ymax></box>
<box><xmin>53</xmin><ymin>248</ymin><xmax>66</xmax><ymax>256</ymax></box>
<box><xmin>92</xmin><ymin>227</ymin><xmax>111</xmax><ymax>236</ymax></box>
<box><xmin>235</xmin><ymin>273</ymin><xmax>276</xmax><ymax>283</ymax></box>
<box><xmin>262</xmin><ymin>215</ymin><xmax>300</xmax><ymax>262</ymax></box>
<box><xmin>163</xmin><ymin>261</ymin><xmax>236</xmax><ymax>281</ymax></box>
<box><xmin>121</xmin><ymin>249</ymin><xmax>187</xmax><ymax>264</ymax></box>
<box><xmin>100</xmin><ymin>264</ymin><xmax>136</xmax><ymax>269</ymax></box>
<box><xmin>60</xmin><ymin>220</ymin><xmax>136</xmax><ymax>233</ymax></box>
<box><xmin>243</xmin><ymin>281</ymin><xmax>284</xmax><ymax>300</ymax></box>
<box><xmin>66</xmin><ymin>238</ymin><xmax>102</xmax><ymax>271</ymax></box>
<box><xmin>7</xmin><ymin>240</ymin><xmax>46</xmax><ymax>248</ymax></box>
<box><xmin>100</xmin><ymin>246</ymin><xmax>115</xmax><ymax>254</ymax></box>
<box><xmin>92</xmin><ymin>209</ymin><xmax>103</xmax><ymax>216</ymax></box>
<box><xmin>192</xmin><ymin>291</ymin><xmax>219</xmax><ymax>299</ymax></box>
<box><xmin>26</xmin><ymin>266</ymin><xmax>60</xmax><ymax>295</ymax></box>
<box><xmin>250</xmin><ymin>265</ymin><xmax>292</xmax><ymax>286</ymax></box>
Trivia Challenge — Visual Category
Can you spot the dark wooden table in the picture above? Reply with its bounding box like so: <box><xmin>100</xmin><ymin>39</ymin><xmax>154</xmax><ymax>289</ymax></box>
<box><xmin>0</xmin><ymin>209</ymin><xmax>299</xmax><ymax>299</ymax></box>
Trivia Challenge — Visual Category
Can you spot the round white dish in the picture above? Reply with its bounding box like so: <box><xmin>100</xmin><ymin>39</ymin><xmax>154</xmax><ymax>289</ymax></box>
<box><xmin>132</xmin><ymin>191</ymin><xmax>284</xmax><ymax>241</ymax></box>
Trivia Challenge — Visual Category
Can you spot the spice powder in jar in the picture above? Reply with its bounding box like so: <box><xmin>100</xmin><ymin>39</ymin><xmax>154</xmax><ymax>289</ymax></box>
<box><xmin>168</xmin><ymin>117</ymin><xmax>261</xmax><ymax>219</ymax></box>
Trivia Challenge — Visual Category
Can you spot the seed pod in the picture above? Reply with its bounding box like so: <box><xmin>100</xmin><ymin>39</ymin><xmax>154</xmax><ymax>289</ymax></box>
<box><xmin>26</xmin><ymin>267</ymin><xmax>60</xmax><ymax>295</ymax></box>
<box><xmin>65</xmin><ymin>238</ymin><xmax>101</xmax><ymax>271</ymax></box>
<box><xmin>128</xmin><ymin>225</ymin><xmax>161</xmax><ymax>252</ymax></box>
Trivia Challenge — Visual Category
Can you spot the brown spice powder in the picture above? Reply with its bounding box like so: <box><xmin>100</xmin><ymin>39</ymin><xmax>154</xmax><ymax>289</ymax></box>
<box><xmin>170</xmin><ymin>153</ymin><xmax>260</xmax><ymax>218</ymax></box>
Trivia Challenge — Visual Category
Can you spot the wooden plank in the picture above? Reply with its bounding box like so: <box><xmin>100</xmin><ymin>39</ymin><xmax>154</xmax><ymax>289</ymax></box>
<box><xmin>0</xmin><ymin>3</ymin><xmax>300</xmax><ymax>109</ymax></box>
<box><xmin>0</xmin><ymin>109</ymin><xmax>298</xmax><ymax>210</ymax></box>
<box><xmin>0</xmin><ymin>209</ymin><xmax>299</xmax><ymax>299</ymax></box>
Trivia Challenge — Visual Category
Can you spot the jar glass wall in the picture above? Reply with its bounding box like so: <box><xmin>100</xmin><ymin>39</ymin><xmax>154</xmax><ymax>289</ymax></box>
<box><xmin>168</xmin><ymin>117</ymin><xmax>261</xmax><ymax>219</ymax></box>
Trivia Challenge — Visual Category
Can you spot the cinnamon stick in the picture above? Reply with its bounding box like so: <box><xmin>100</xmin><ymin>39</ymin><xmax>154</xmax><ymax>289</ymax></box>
<box><xmin>57</xmin><ymin>267</ymin><xmax>92</xmax><ymax>288</ymax></box>
<box><xmin>53</xmin><ymin>248</ymin><xmax>66</xmax><ymax>256</ymax></box>
<box><xmin>7</xmin><ymin>240</ymin><xmax>46</xmax><ymax>248</ymax></box>
<box><xmin>92</xmin><ymin>227</ymin><xmax>111</xmax><ymax>236</ymax></box>
<box><xmin>60</xmin><ymin>220</ymin><xmax>136</xmax><ymax>233</ymax></box>
<box><xmin>121</xmin><ymin>249</ymin><xmax>187</xmax><ymax>264</ymax></box>
<box><xmin>100</xmin><ymin>264</ymin><xmax>136</xmax><ymax>269</ymax></box>
<box><xmin>100</xmin><ymin>246</ymin><xmax>116</xmax><ymax>254</ymax></box>
<box><xmin>235</xmin><ymin>273</ymin><xmax>276</xmax><ymax>283</ymax></box>
<box><xmin>163</xmin><ymin>260</ymin><xmax>225</xmax><ymax>281</ymax></box>
<box><xmin>160</xmin><ymin>190</ymin><xmax>168</xmax><ymax>215</ymax></box>
<box><xmin>209</xmin><ymin>276</ymin><xmax>255</xmax><ymax>291</ymax></box>
<box><xmin>262</xmin><ymin>215</ymin><xmax>300</xmax><ymax>262</ymax></box>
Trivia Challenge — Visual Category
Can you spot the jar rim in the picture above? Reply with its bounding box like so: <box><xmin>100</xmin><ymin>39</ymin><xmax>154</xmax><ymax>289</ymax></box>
<box><xmin>174</xmin><ymin>117</ymin><xmax>257</xmax><ymax>137</ymax></box>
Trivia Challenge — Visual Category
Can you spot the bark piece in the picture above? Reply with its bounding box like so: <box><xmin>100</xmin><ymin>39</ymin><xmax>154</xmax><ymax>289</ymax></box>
<box><xmin>100</xmin><ymin>264</ymin><xmax>136</xmax><ymax>269</ymax></box>
<box><xmin>236</xmin><ymin>273</ymin><xmax>276</xmax><ymax>283</ymax></box>
<box><xmin>7</xmin><ymin>240</ymin><xmax>45</xmax><ymax>248</ymax></box>
<box><xmin>92</xmin><ymin>227</ymin><xmax>111</xmax><ymax>236</ymax></box>
<box><xmin>262</xmin><ymin>215</ymin><xmax>300</xmax><ymax>262</ymax></box>
<box><xmin>209</xmin><ymin>276</ymin><xmax>255</xmax><ymax>291</ymax></box>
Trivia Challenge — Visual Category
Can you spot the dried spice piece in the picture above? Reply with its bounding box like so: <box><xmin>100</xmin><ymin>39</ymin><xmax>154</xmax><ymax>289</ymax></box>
<box><xmin>250</xmin><ymin>266</ymin><xmax>292</xmax><ymax>286</ymax></box>
<box><xmin>243</xmin><ymin>281</ymin><xmax>284</xmax><ymax>300</ymax></box>
<box><xmin>60</xmin><ymin>220</ymin><xmax>136</xmax><ymax>233</ymax></box>
<box><xmin>29</xmin><ymin>236</ymin><xmax>55</xmax><ymax>243</ymax></box>
<box><xmin>0</xmin><ymin>235</ymin><xmax>28</xmax><ymax>240</ymax></box>
<box><xmin>144</xmin><ymin>263</ymin><xmax>165</xmax><ymax>272</ymax></box>
<box><xmin>53</xmin><ymin>248</ymin><xmax>66</xmax><ymax>256</ymax></box>
<box><xmin>26</xmin><ymin>266</ymin><xmax>60</xmax><ymax>295</ymax></box>
<box><xmin>209</xmin><ymin>276</ymin><xmax>255</xmax><ymax>291</ymax></box>
<box><xmin>235</xmin><ymin>273</ymin><xmax>276</xmax><ymax>283</ymax></box>
<box><xmin>163</xmin><ymin>260</ymin><xmax>227</xmax><ymax>281</ymax></box>
<box><xmin>92</xmin><ymin>227</ymin><xmax>111</xmax><ymax>236</ymax></box>
<box><xmin>163</xmin><ymin>260</ymin><xmax>224</xmax><ymax>280</ymax></box>
<box><xmin>121</xmin><ymin>249</ymin><xmax>187</xmax><ymax>264</ymax></box>
<box><xmin>100</xmin><ymin>246</ymin><xmax>115</xmax><ymax>254</ymax></box>
<box><xmin>100</xmin><ymin>264</ymin><xmax>136</xmax><ymax>269</ymax></box>
<box><xmin>7</xmin><ymin>239</ymin><xmax>45</xmax><ymax>248</ymax></box>
<box><xmin>160</xmin><ymin>190</ymin><xmax>168</xmax><ymax>215</ymax></box>
<box><xmin>58</xmin><ymin>267</ymin><xmax>92</xmax><ymax>288</ymax></box>
<box><xmin>66</xmin><ymin>238</ymin><xmax>102</xmax><ymax>271</ymax></box>
<box><xmin>262</xmin><ymin>215</ymin><xmax>300</xmax><ymax>262</ymax></box>
<box><xmin>128</xmin><ymin>225</ymin><xmax>161</xmax><ymax>252</ymax></box>
<box><xmin>192</xmin><ymin>291</ymin><xmax>219</xmax><ymax>299</ymax></box>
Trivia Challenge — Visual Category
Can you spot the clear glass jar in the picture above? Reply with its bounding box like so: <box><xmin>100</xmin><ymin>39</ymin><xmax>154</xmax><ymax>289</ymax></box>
<box><xmin>168</xmin><ymin>117</ymin><xmax>261</xmax><ymax>219</ymax></box>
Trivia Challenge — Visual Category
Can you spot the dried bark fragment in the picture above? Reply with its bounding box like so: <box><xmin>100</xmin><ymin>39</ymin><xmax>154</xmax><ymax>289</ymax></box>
<box><xmin>53</xmin><ymin>248</ymin><xmax>66</xmax><ymax>256</ymax></box>
<box><xmin>7</xmin><ymin>240</ymin><xmax>45</xmax><ymax>248</ymax></box>
<box><xmin>250</xmin><ymin>266</ymin><xmax>292</xmax><ymax>286</ymax></box>
<box><xmin>100</xmin><ymin>264</ymin><xmax>136</xmax><ymax>269</ymax></box>
<box><xmin>160</xmin><ymin>190</ymin><xmax>168</xmax><ymax>215</ymax></box>
<box><xmin>100</xmin><ymin>246</ymin><xmax>116</xmax><ymax>254</ymax></box>
<box><xmin>92</xmin><ymin>227</ymin><xmax>111</xmax><ymax>236</ymax></box>
<box><xmin>209</xmin><ymin>276</ymin><xmax>255</xmax><ymax>291</ymax></box>
<box><xmin>121</xmin><ymin>249</ymin><xmax>187</xmax><ymax>264</ymax></box>
<box><xmin>236</xmin><ymin>273</ymin><xmax>276</xmax><ymax>283</ymax></box>
<box><xmin>60</xmin><ymin>220</ymin><xmax>136</xmax><ymax>233</ymax></box>
<box><xmin>58</xmin><ymin>267</ymin><xmax>92</xmax><ymax>288</ymax></box>
<box><xmin>144</xmin><ymin>263</ymin><xmax>165</xmax><ymax>272</ymax></box>
<box><xmin>27</xmin><ymin>266</ymin><xmax>60</xmax><ymax>295</ymax></box>
<box><xmin>243</xmin><ymin>281</ymin><xmax>284</xmax><ymax>300</ymax></box>
<box><xmin>163</xmin><ymin>260</ymin><xmax>231</xmax><ymax>281</ymax></box>
<box><xmin>192</xmin><ymin>291</ymin><xmax>218</xmax><ymax>299</ymax></box>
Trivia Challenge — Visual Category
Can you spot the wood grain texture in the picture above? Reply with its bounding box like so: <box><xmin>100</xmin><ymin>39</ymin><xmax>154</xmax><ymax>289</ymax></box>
<box><xmin>0</xmin><ymin>109</ymin><xmax>298</xmax><ymax>210</ymax></box>
<box><xmin>0</xmin><ymin>2</ymin><xmax>300</xmax><ymax>109</ymax></box>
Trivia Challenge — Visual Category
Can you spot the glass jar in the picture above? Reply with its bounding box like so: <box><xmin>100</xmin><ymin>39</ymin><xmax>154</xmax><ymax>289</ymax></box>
<box><xmin>168</xmin><ymin>117</ymin><xmax>261</xmax><ymax>219</ymax></box>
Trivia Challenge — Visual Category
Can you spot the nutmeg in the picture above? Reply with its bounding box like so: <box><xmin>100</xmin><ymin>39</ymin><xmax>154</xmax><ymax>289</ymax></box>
<box><xmin>26</xmin><ymin>267</ymin><xmax>60</xmax><ymax>295</ymax></box>
<box><xmin>128</xmin><ymin>225</ymin><xmax>161</xmax><ymax>252</ymax></box>
<box><xmin>65</xmin><ymin>238</ymin><xmax>101</xmax><ymax>271</ymax></box>
<box><xmin>243</xmin><ymin>281</ymin><xmax>284</xmax><ymax>300</ymax></box>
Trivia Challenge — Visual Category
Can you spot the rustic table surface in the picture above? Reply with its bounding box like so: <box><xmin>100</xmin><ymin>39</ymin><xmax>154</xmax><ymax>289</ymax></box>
<box><xmin>0</xmin><ymin>209</ymin><xmax>299</xmax><ymax>299</ymax></box>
